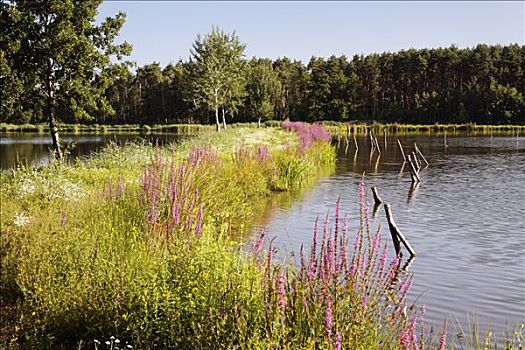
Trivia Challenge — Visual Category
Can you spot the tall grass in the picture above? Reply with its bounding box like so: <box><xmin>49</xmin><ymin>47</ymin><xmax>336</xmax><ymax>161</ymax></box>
<box><xmin>325</xmin><ymin>122</ymin><xmax>525</xmax><ymax>138</ymax></box>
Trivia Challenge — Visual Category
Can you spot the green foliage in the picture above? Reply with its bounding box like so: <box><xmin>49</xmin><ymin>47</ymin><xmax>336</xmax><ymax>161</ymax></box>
<box><xmin>243</xmin><ymin>59</ymin><xmax>282</xmax><ymax>122</ymax></box>
<box><xmin>1</xmin><ymin>0</ymin><xmax>132</xmax><ymax>123</ymax></box>
<box><xmin>1</xmin><ymin>0</ymin><xmax>132</xmax><ymax>159</ymax></box>
<box><xmin>187</xmin><ymin>26</ymin><xmax>247</xmax><ymax>130</ymax></box>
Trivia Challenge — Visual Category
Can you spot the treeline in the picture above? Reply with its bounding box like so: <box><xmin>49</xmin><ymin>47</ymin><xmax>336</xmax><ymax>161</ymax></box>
<box><xmin>90</xmin><ymin>44</ymin><xmax>525</xmax><ymax>125</ymax></box>
<box><xmin>3</xmin><ymin>27</ymin><xmax>524</xmax><ymax>126</ymax></box>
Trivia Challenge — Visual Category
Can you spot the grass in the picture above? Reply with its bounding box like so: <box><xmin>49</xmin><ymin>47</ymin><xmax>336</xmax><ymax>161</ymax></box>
<box><xmin>0</xmin><ymin>121</ymin><xmax>285</xmax><ymax>134</ymax></box>
<box><xmin>0</xmin><ymin>124</ymin><xmax>522</xmax><ymax>349</ymax></box>
<box><xmin>0</xmin><ymin>122</ymin><xmax>217</xmax><ymax>134</ymax></box>
<box><xmin>324</xmin><ymin>122</ymin><xmax>525</xmax><ymax>138</ymax></box>
<box><xmin>2</xmin><ymin>121</ymin><xmax>524</xmax><ymax>136</ymax></box>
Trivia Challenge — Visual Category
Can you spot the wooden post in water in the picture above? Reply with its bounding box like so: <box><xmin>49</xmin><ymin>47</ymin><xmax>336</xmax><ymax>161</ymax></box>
<box><xmin>407</xmin><ymin>181</ymin><xmax>420</xmax><ymax>205</ymax></box>
<box><xmin>371</xmin><ymin>186</ymin><xmax>383</xmax><ymax>205</ymax></box>
<box><xmin>374</xmin><ymin>153</ymin><xmax>381</xmax><ymax>173</ymax></box>
<box><xmin>353</xmin><ymin>134</ymin><xmax>359</xmax><ymax>152</ymax></box>
<box><xmin>414</xmin><ymin>142</ymin><xmax>429</xmax><ymax>167</ymax></box>
<box><xmin>412</xmin><ymin>151</ymin><xmax>421</xmax><ymax>171</ymax></box>
<box><xmin>407</xmin><ymin>154</ymin><xmax>421</xmax><ymax>182</ymax></box>
<box><xmin>374</xmin><ymin>135</ymin><xmax>382</xmax><ymax>154</ymax></box>
<box><xmin>384</xmin><ymin>203</ymin><xmax>416</xmax><ymax>258</ymax></box>
<box><xmin>397</xmin><ymin>139</ymin><xmax>407</xmax><ymax>162</ymax></box>
<box><xmin>384</xmin><ymin>129</ymin><xmax>387</xmax><ymax>150</ymax></box>
<box><xmin>444</xmin><ymin>131</ymin><xmax>448</xmax><ymax>148</ymax></box>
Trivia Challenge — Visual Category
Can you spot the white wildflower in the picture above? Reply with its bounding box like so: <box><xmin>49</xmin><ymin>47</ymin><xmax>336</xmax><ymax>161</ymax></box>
<box><xmin>13</xmin><ymin>212</ymin><xmax>30</xmax><ymax>227</ymax></box>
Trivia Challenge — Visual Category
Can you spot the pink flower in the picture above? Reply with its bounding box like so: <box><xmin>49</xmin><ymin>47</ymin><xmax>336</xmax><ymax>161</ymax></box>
<box><xmin>278</xmin><ymin>269</ymin><xmax>287</xmax><ymax>313</ymax></box>
<box><xmin>325</xmin><ymin>293</ymin><xmax>333</xmax><ymax>338</ymax></box>
<box><xmin>334</xmin><ymin>331</ymin><xmax>342</xmax><ymax>350</ymax></box>
<box><xmin>438</xmin><ymin>320</ymin><xmax>447</xmax><ymax>350</ymax></box>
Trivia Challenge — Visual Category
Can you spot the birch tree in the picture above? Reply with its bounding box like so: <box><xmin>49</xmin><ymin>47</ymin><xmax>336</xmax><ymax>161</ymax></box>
<box><xmin>187</xmin><ymin>26</ymin><xmax>246</xmax><ymax>131</ymax></box>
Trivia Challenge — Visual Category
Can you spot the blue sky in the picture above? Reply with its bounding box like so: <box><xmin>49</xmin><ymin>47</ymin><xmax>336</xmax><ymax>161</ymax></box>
<box><xmin>97</xmin><ymin>1</ymin><xmax>525</xmax><ymax>67</ymax></box>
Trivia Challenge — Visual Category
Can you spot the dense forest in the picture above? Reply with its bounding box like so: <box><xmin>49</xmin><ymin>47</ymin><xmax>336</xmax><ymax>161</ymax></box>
<box><xmin>1</xmin><ymin>2</ymin><xmax>524</xmax><ymax>126</ymax></box>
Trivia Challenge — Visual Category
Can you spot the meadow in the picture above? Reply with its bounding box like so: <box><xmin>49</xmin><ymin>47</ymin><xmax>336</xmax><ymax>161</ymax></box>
<box><xmin>0</xmin><ymin>123</ymin><xmax>523</xmax><ymax>349</ymax></box>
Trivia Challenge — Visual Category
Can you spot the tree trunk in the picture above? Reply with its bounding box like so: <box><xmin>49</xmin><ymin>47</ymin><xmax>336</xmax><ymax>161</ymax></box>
<box><xmin>214</xmin><ymin>91</ymin><xmax>221</xmax><ymax>132</ymax></box>
<box><xmin>221</xmin><ymin>107</ymin><xmax>227</xmax><ymax>130</ymax></box>
<box><xmin>46</xmin><ymin>62</ymin><xmax>63</xmax><ymax>161</ymax></box>
<box><xmin>48</xmin><ymin>112</ymin><xmax>63</xmax><ymax>162</ymax></box>
<box><xmin>215</xmin><ymin>107</ymin><xmax>221</xmax><ymax>132</ymax></box>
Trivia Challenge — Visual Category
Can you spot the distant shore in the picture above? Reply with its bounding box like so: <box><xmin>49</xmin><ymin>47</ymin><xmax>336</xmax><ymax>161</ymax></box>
<box><xmin>1</xmin><ymin>121</ymin><xmax>524</xmax><ymax>134</ymax></box>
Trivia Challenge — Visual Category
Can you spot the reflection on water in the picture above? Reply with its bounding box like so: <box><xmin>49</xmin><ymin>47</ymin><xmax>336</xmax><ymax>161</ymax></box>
<box><xmin>252</xmin><ymin>132</ymin><xmax>525</xmax><ymax>333</ymax></box>
<box><xmin>0</xmin><ymin>133</ymin><xmax>185</xmax><ymax>169</ymax></box>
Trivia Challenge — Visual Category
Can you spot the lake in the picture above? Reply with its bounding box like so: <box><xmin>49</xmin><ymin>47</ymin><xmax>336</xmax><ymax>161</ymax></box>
<box><xmin>253</xmin><ymin>132</ymin><xmax>525</xmax><ymax>334</ymax></box>
<box><xmin>0</xmin><ymin>132</ymin><xmax>185</xmax><ymax>170</ymax></box>
<box><xmin>1</xmin><ymin>130</ymin><xmax>524</xmax><ymax>334</ymax></box>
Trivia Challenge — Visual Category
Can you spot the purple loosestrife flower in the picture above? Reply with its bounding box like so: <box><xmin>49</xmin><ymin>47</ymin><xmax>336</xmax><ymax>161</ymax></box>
<box><xmin>395</xmin><ymin>277</ymin><xmax>413</xmax><ymax>316</ymax></box>
<box><xmin>398</xmin><ymin>329</ymin><xmax>411</xmax><ymax>349</ymax></box>
<box><xmin>408</xmin><ymin>313</ymin><xmax>418</xmax><ymax>346</ymax></box>
<box><xmin>277</xmin><ymin>268</ymin><xmax>287</xmax><ymax>314</ymax></box>
<box><xmin>325</xmin><ymin>293</ymin><xmax>333</xmax><ymax>338</ymax></box>
<box><xmin>327</xmin><ymin>234</ymin><xmax>335</xmax><ymax>278</ymax></box>
<box><xmin>334</xmin><ymin>199</ymin><xmax>340</xmax><ymax>263</ymax></box>
<box><xmin>108</xmin><ymin>177</ymin><xmax>113</xmax><ymax>197</ymax></box>
<box><xmin>388</xmin><ymin>255</ymin><xmax>400</xmax><ymax>284</ymax></box>
<box><xmin>320</xmin><ymin>253</ymin><xmax>328</xmax><ymax>285</ymax></box>
<box><xmin>353</xmin><ymin>228</ymin><xmax>362</xmax><ymax>251</ymax></box>
<box><xmin>337</xmin><ymin>216</ymin><xmax>348</xmax><ymax>274</ymax></box>
<box><xmin>308</xmin><ymin>217</ymin><xmax>319</xmax><ymax>280</ymax></box>
<box><xmin>334</xmin><ymin>332</ymin><xmax>342</xmax><ymax>350</ymax></box>
<box><xmin>349</xmin><ymin>262</ymin><xmax>357</xmax><ymax>279</ymax></box>
<box><xmin>251</xmin><ymin>230</ymin><xmax>266</xmax><ymax>257</ymax></box>
<box><xmin>361</xmin><ymin>294</ymin><xmax>368</xmax><ymax>310</ymax></box>
<box><xmin>300</xmin><ymin>245</ymin><xmax>306</xmax><ymax>278</ymax></box>
<box><xmin>335</xmin><ymin>198</ymin><xmax>340</xmax><ymax>235</ymax></box>
<box><xmin>399</xmin><ymin>276</ymin><xmax>413</xmax><ymax>296</ymax></box>
<box><xmin>266</xmin><ymin>241</ymin><xmax>274</xmax><ymax>275</ymax></box>
<box><xmin>117</xmin><ymin>175</ymin><xmax>124</xmax><ymax>198</ymax></box>
<box><xmin>150</xmin><ymin>201</ymin><xmax>159</xmax><ymax>228</ymax></box>
<box><xmin>61</xmin><ymin>212</ymin><xmax>67</xmax><ymax>228</ymax></box>
<box><xmin>257</xmin><ymin>145</ymin><xmax>270</xmax><ymax>162</ymax></box>
<box><xmin>195</xmin><ymin>204</ymin><xmax>203</xmax><ymax>237</ymax></box>
<box><xmin>174</xmin><ymin>204</ymin><xmax>180</xmax><ymax>225</ymax></box>
<box><xmin>379</xmin><ymin>244</ymin><xmax>388</xmax><ymax>275</ymax></box>
<box><xmin>170</xmin><ymin>184</ymin><xmax>178</xmax><ymax>218</ymax></box>
<box><xmin>373</xmin><ymin>226</ymin><xmax>382</xmax><ymax>256</ymax></box>
<box><xmin>302</xmin><ymin>295</ymin><xmax>308</xmax><ymax>310</ymax></box>
<box><xmin>438</xmin><ymin>320</ymin><xmax>447</xmax><ymax>350</ymax></box>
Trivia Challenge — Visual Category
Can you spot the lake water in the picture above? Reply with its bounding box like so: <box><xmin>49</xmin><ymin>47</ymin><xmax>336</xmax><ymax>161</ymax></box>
<box><xmin>253</xmin><ymin>132</ymin><xmax>525</xmax><ymax>334</ymax></box>
<box><xmin>1</xmin><ymin>131</ymin><xmax>524</xmax><ymax>335</ymax></box>
<box><xmin>0</xmin><ymin>133</ymin><xmax>184</xmax><ymax>169</ymax></box>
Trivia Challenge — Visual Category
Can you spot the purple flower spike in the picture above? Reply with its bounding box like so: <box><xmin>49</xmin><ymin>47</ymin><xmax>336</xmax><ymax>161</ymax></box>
<box><xmin>195</xmin><ymin>204</ymin><xmax>203</xmax><ymax>237</ymax></box>
<box><xmin>278</xmin><ymin>268</ymin><xmax>287</xmax><ymax>314</ymax></box>
<box><xmin>334</xmin><ymin>332</ymin><xmax>342</xmax><ymax>350</ymax></box>
<box><xmin>325</xmin><ymin>293</ymin><xmax>333</xmax><ymax>338</ymax></box>
<box><xmin>438</xmin><ymin>320</ymin><xmax>447</xmax><ymax>350</ymax></box>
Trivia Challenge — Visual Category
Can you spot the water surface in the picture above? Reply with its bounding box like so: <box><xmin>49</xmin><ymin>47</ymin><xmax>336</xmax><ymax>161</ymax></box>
<box><xmin>0</xmin><ymin>132</ymin><xmax>185</xmax><ymax>169</ymax></box>
<box><xmin>253</xmin><ymin>133</ymin><xmax>525</xmax><ymax>333</ymax></box>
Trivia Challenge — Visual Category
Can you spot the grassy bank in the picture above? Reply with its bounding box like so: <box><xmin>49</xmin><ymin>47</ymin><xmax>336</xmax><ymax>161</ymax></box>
<box><xmin>323</xmin><ymin>122</ymin><xmax>525</xmax><ymax>137</ymax></box>
<box><xmin>0</xmin><ymin>124</ymin><xmax>522</xmax><ymax>349</ymax></box>
<box><xmin>0</xmin><ymin>122</ymin><xmax>283</xmax><ymax>134</ymax></box>
<box><xmin>2</xmin><ymin>121</ymin><xmax>523</xmax><ymax>135</ymax></box>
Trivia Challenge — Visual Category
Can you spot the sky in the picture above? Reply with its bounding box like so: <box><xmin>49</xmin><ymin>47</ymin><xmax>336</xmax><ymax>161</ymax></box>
<box><xmin>97</xmin><ymin>1</ymin><xmax>525</xmax><ymax>67</ymax></box>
